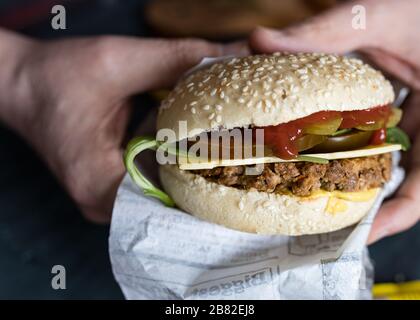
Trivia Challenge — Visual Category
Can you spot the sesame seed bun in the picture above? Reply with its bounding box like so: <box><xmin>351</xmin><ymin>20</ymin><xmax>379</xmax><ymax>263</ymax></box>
<box><xmin>156</xmin><ymin>53</ymin><xmax>393</xmax><ymax>235</ymax></box>
<box><xmin>157</xmin><ymin>53</ymin><xmax>394</xmax><ymax>142</ymax></box>
<box><xmin>159</xmin><ymin>165</ymin><xmax>379</xmax><ymax>235</ymax></box>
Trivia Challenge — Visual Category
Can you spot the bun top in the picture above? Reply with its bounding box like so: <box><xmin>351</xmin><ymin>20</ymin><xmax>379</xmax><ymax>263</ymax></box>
<box><xmin>157</xmin><ymin>53</ymin><xmax>394</xmax><ymax>141</ymax></box>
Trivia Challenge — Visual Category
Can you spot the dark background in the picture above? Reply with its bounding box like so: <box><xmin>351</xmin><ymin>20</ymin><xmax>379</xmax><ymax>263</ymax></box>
<box><xmin>0</xmin><ymin>0</ymin><xmax>418</xmax><ymax>299</ymax></box>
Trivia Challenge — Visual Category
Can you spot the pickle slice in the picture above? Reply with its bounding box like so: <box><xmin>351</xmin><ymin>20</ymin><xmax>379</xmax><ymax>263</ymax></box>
<box><xmin>386</xmin><ymin>107</ymin><xmax>402</xmax><ymax>128</ymax></box>
<box><xmin>296</xmin><ymin>134</ymin><xmax>327</xmax><ymax>152</ymax></box>
<box><xmin>355</xmin><ymin>119</ymin><xmax>385</xmax><ymax>131</ymax></box>
<box><xmin>355</xmin><ymin>107</ymin><xmax>402</xmax><ymax>130</ymax></box>
<box><xmin>306</xmin><ymin>130</ymin><xmax>373</xmax><ymax>153</ymax></box>
<box><xmin>304</xmin><ymin>117</ymin><xmax>343</xmax><ymax>135</ymax></box>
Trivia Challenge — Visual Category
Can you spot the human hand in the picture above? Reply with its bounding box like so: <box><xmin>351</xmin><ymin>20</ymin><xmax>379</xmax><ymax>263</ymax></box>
<box><xmin>249</xmin><ymin>0</ymin><xmax>420</xmax><ymax>243</ymax></box>
<box><xmin>0</xmin><ymin>31</ymin><xmax>245</xmax><ymax>223</ymax></box>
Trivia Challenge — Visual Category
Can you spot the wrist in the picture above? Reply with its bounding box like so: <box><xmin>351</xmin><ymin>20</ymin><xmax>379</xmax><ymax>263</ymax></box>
<box><xmin>0</xmin><ymin>29</ymin><xmax>39</xmax><ymax>134</ymax></box>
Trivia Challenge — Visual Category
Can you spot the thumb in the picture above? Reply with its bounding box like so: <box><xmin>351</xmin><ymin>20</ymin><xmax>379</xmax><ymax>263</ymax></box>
<box><xmin>367</xmin><ymin>168</ymin><xmax>420</xmax><ymax>244</ymax></box>
<box><xmin>250</xmin><ymin>1</ymin><xmax>376</xmax><ymax>54</ymax></box>
<box><xmin>105</xmin><ymin>37</ymin><xmax>249</xmax><ymax>95</ymax></box>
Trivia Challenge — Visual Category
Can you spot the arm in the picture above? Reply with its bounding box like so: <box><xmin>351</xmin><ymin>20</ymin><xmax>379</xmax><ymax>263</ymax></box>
<box><xmin>0</xmin><ymin>28</ymin><xmax>244</xmax><ymax>222</ymax></box>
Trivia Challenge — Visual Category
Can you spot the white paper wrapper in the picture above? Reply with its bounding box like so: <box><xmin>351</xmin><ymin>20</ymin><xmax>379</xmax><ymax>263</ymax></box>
<box><xmin>109</xmin><ymin>113</ymin><xmax>404</xmax><ymax>300</ymax></box>
<box><xmin>109</xmin><ymin>56</ymin><xmax>406</xmax><ymax>300</ymax></box>
<box><xmin>110</xmin><ymin>155</ymin><xmax>403</xmax><ymax>300</ymax></box>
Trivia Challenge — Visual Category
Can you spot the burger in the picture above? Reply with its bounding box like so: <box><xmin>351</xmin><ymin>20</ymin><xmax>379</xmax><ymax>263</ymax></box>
<box><xmin>124</xmin><ymin>53</ymin><xmax>409</xmax><ymax>236</ymax></box>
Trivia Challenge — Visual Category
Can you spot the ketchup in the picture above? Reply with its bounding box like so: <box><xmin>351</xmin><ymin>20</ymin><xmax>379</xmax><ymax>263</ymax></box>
<box><xmin>370</xmin><ymin>128</ymin><xmax>387</xmax><ymax>145</ymax></box>
<box><xmin>340</xmin><ymin>106</ymin><xmax>391</xmax><ymax>129</ymax></box>
<box><xmin>262</xmin><ymin>105</ymin><xmax>390</xmax><ymax>159</ymax></box>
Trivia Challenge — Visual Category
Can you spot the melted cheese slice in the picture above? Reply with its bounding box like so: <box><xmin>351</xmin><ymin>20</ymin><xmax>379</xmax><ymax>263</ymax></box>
<box><xmin>299</xmin><ymin>188</ymin><xmax>379</xmax><ymax>202</ymax></box>
<box><xmin>301</xmin><ymin>188</ymin><xmax>380</xmax><ymax>214</ymax></box>
<box><xmin>178</xmin><ymin>143</ymin><xmax>401</xmax><ymax>170</ymax></box>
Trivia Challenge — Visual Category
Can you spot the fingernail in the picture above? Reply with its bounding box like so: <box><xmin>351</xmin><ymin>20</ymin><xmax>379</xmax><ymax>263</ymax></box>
<box><xmin>221</xmin><ymin>41</ymin><xmax>250</xmax><ymax>56</ymax></box>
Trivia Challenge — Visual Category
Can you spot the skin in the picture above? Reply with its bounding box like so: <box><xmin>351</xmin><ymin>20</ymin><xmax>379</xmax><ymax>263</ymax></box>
<box><xmin>0</xmin><ymin>29</ymin><xmax>245</xmax><ymax>223</ymax></box>
<box><xmin>249</xmin><ymin>0</ymin><xmax>420</xmax><ymax>244</ymax></box>
<box><xmin>0</xmin><ymin>0</ymin><xmax>418</xmax><ymax>244</ymax></box>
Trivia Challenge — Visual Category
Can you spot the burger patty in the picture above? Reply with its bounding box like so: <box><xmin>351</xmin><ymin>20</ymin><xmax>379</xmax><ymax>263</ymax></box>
<box><xmin>193</xmin><ymin>153</ymin><xmax>392</xmax><ymax>197</ymax></box>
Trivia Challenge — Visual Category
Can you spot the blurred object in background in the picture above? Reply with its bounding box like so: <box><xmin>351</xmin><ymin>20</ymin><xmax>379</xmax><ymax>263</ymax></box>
<box><xmin>373</xmin><ymin>281</ymin><xmax>420</xmax><ymax>300</ymax></box>
<box><xmin>146</xmin><ymin>0</ymin><xmax>336</xmax><ymax>39</ymax></box>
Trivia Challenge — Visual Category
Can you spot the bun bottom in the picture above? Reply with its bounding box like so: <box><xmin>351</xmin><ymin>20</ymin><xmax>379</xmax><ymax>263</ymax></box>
<box><xmin>159</xmin><ymin>165</ymin><xmax>379</xmax><ymax>235</ymax></box>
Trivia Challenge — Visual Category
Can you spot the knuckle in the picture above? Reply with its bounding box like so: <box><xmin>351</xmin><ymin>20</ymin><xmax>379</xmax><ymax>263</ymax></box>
<box><xmin>88</xmin><ymin>36</ymin><xmax>120</xmax><ymax>74</ymax></box>
<box><xmin>171</xmin><ymin>39</ymin><xmax>217</xmax><ymax>64</ymax></box>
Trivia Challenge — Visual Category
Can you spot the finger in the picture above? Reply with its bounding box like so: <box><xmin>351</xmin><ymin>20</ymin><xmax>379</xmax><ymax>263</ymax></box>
<box><xmin>367</xmin><ymin>168</ymin><xmax>420</xmax><ymax>244</ymax></box>
<box><xmin>101</xmin><ymin>37</ymin><xmax>248</xmax><ymax>95</ymax></box>
<box><xmin>361</xmin><ymin>48</ymin><xmax>420</xmax><ymax>91</ymax></box>
<box><xmin>249</xmin><ymin>1</ymin><xmax>378</xmax><ymax>54</ymax></box>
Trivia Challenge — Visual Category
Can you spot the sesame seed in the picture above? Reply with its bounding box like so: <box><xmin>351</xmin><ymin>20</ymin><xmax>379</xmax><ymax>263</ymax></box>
<box><xmin>238</xmin><ymin>98</ymin><xmax>245</xmax><ymax>104</ymax></box>
<box><xmin>210</xmin><ymin>88</ymin><xmax>217</xmax><ymax>96</ymax></box>
<box><xmin>263</xmin><ymin>81</ymin><xmax>270</xmax><ymax>90</ymax></box>
<box><xmin>203</xmin><ymin>105</ymin><xmax>210</xmax><ymax>110</ymax></box>
<box><xmin>208</xmin><ymin>113</ymin><xmax>215</xmax><ymax>120</ymax></box>
<box><xmin>191</xmin><ymin>107</ymin><xmax>196</xmax><ymax>114</ymax></box>
<box><xmin>190</xmin><ymin>101</ymin><xmax>197</xmax><ymax>106</ymax></box>
<box><xmin>216</xmin><ymin>104</ymin><xmax>223</xmax><ymax>111</ymax></box>
<box><xmin>216</xmin><ymin>115</ymin><xmax>222</xmax><ymax>123</ymax></box>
